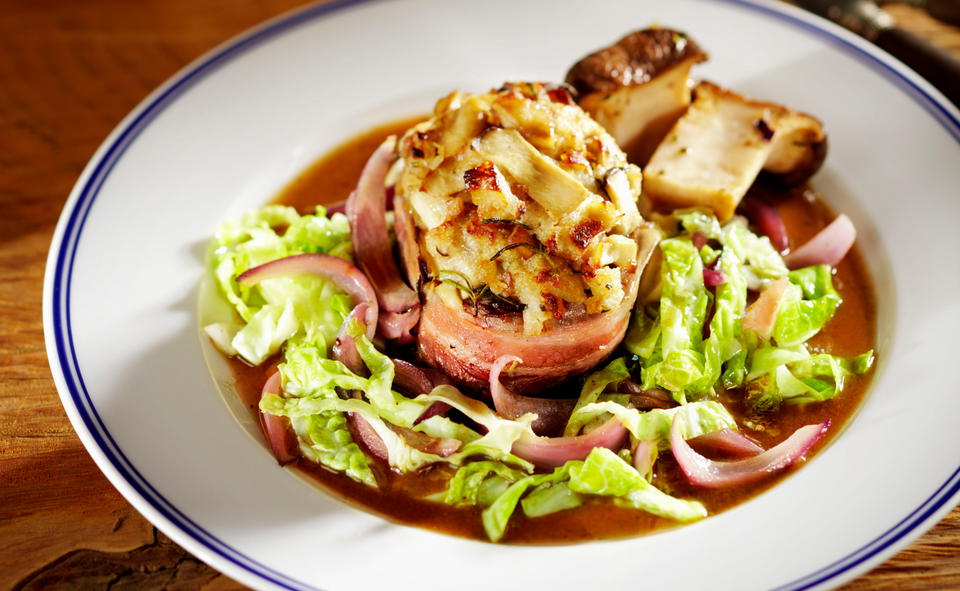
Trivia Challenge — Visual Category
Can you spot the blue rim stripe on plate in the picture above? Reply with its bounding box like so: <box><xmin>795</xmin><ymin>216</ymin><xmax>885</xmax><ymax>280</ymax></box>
<box><xmin>52</xmin><ymin>2</ymin><xmax>374</xmax><ymax>589</ymax></box>
<box><xmin>724</xmin><ymin>0</ymin><xmax>960</xmax><ymax>143</ymax></box>
<box><xmin>46</xmin><ymin>1</ymin><xmax>960</xmax><ymax>590</ymax></box>
<box><xmin>720</xmin><ymin>2</ymin><xmax>960</xmax><ymax>589</ymax></box>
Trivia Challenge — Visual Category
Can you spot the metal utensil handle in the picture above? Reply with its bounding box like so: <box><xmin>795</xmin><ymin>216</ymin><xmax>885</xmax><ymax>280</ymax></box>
<box><xmin>875</xmin><ymin>27</ymin><xmax>960</xmax><ymax>107</ymax></box>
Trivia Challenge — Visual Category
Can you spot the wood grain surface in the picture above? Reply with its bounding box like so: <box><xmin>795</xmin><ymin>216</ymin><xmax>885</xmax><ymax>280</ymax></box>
<box><xmin>1</xmin><ymin>1</ymin><xmax>957</xmax><ymax>589</ymax></box>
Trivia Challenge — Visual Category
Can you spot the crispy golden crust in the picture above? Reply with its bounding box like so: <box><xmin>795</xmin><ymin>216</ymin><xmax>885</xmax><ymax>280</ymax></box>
<box><xmin>395</xmin><ymin>83</ymin><xmax>645</xmax><ymax>335</ymax></box>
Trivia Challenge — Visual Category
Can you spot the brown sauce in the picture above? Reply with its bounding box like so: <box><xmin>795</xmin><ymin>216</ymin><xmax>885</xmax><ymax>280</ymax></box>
<box><xmin>228</xmin><ymin>118</ymin><xmax>877</xmax><ymax>544</ymax></box>
<box><xmin>277</xmin><ymin>116</ymin><xmax>425</xmax><ymax>212</ymax></box>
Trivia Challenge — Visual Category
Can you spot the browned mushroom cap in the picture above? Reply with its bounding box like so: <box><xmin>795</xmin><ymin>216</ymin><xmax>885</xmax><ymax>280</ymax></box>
<box><xmin>566</xmin><ymin>29</ymin><xmax>708</xmax><ymax>166</ymax></box>
<box><xmin>566</xmin><ymin>29</ymin><xmax>707</xmax><ymax>96</ymax></box>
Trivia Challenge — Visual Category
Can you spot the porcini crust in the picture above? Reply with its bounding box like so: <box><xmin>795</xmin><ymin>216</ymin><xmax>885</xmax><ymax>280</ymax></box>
<box><xmin>565</xmin><ymin>28</ymin><xmax>707</xmax><ymax>96</ymax></box>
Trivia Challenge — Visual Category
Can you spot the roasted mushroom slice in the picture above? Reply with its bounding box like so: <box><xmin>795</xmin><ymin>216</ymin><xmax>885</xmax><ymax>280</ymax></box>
<box><xmin>644</xmin><ymin>82</ymin><xmax>826</xmax><ymax>222</ymax></box>
<box><xmin>762</xmin><ymin>110</ymin><xmax>827</xmax><ymax>187</ymax></box>
<box><xmin>566</xmin><ymin>28</ymin><xmax>708</xmax><ymax>166</ymax></box>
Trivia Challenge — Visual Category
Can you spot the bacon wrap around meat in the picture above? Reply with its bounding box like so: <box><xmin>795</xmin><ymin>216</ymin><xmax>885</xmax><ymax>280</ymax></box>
<box><xmin>411</xmin><ymin>225</ymin><xmax>657</xmax><ymax>394</ymax></box>
<box><xmin>416</xmin><ymin>273</ymin><xmax>639</xmax><ymax>394</ymax></box>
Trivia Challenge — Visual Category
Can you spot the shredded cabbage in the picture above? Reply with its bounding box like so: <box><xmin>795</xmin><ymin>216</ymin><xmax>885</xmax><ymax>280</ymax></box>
<box><xmin>565</xmin><ymin>357</ymin><xmax>631</xmax><ymax>436</ymax></box>
<box><xmin>570</xmin><ymin>400</ymin><xmax>738</xmax><ymax>449</ymax></box>
<box><xmin>205</xmin><ymin>204</ymin><xmax>875</xmax><ymax>543</ymax></box>
<box><xmin>208</xmin><ymin>205</ymin><xmax>352</xmax><ymax>364</ymax></box>
<box><xmin>627</xmin><ymin>210</ymin><xmax>873</xmax><ymax>414</ymax></box>
<box><xmin>209</xmin><ymin>207</ymin><xmax>372</xmax><ymax>483</ymax></box>
<box><xmin>468</xmin><ymin>447</ymin><xmax>704</xmax><ymax>542</ymax></box>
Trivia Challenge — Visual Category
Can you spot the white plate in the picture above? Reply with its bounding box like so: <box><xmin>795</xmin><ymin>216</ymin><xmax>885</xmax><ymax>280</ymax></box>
<box><xmin>44</xmin><ymin>0</ymin><xmax>960</xmax><ymax>589</ymax></box>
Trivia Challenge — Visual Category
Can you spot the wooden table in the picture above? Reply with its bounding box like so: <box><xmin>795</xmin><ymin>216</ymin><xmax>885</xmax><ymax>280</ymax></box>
<box><xmin>2</xmin><ymin>1</ymin><xmax>958</xmax><ymax>588</ymax></box>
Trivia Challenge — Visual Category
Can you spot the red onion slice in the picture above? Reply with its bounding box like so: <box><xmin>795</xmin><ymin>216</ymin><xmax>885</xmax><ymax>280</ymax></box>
<box><xmin>390</xmin><ymin>359</ymin><xmax>454</xmax><ymax>425</ymax></box>
<box><xmin>687</xmin><ymin>428</ymin><xmax>764</xmax><ymax>458</ymax></box>
<box><xmin>325</xmin><ymin>200</ymin><xmax>347</xmax><ymax>216</ymax></box>
<box><xmin>412</xmin><ymin>364</ymin><xmax>455</xmax><ymax>425</ymax></box>
<box><xmin>347</xmin><ymin>409</ymin><xmax>460</xmax><ymax>461</ymax></box>
<box><xmin>260</xmin><ymin>372</ymin><xmax>298</xmax><ymax>465</ymax></box>
<box><xmin>346</xmin><ymin>138</ymin><xmax>420</xmax><ymax>332</ymax></box>
<box><xmin>394</xmin><ymin>426</ymin><xmax>461</xmax><ymax>457</ymax></box>
<box><xmin>378</xmin><ymin>308</ymin><xmax>421</xmax><ymax>344</ymax></box>
<box><xmin>739</xmin><ymin>197</ymin><xmax>789</xmax><ymax>252</ymax></box>
<box><xmin>237</xmin><ymin>253</ymin><xmax>377</xmax><ymax>339</ymax></box>
<box><xmin>338</xmin><ymin>356</ymin><xmax>457</xmax><ymax>459</ymax></box>
<box><xmin>393</xmin><ymin>193</ymin><xmax>421</xmax><ymax>292</ymax></box>
<box><xmin>630</xmin><ymin>394</ymin><xmax>675</xmax><ymax>410</ymax></box>
<box><xmin>489</xmin><ymin>355</ymin><xmax>577</xmax><ymax>436</ymax></box>
<box><xmin>620</xmin><ymin>381</ymin><xmax>674</xmax><ymax>410</ymax></box>
<box><xmin>671</xmin><ymin>417</ymin><xmax>830</xmax><ymax>488</ymax></box>
<box><xmin>347</xmin><ymin>412</ymin><xmax>389</xmax><ymax>461</ymax></box>
<box><xmin>702</xmin><ymin>268</ymin><xmax>727</xmax><ymax>287</ymax></box>
<box><xmin>332</xmin><ymin>303</ymin><xmax>370</xmax><ymax>376</ymax></box>
<box><xmin>328</xmin><ymin>195</ymin><xmax>394</xmax><ymax>217</ymax></box>
<box><xmin>784</xmin><ymin>214</ymin><xmax>856</xmax><ymax>269</ymax></box>
<box><xmin>511</xmin><ymin>416</ymin><xmax>628</xmax><ymax>469</ymax></box>
<box><xmin>691</xmin><ymin>231</ymin><xmax>708</xmax><ymax>251</ymax></box>
<box><xmin>413</xmin><ymin>401</ymin><xmax>453</xmax><ymax>426</ymax></box>
<box><xmin>632</xmin><ymin>439</ymin><xmax>657</xmax><ymax>477</ymax></box>
<box><xmin>392</xmin><ymin>358</ymin><xmax>435</xmax><ymax>395</ymax></box>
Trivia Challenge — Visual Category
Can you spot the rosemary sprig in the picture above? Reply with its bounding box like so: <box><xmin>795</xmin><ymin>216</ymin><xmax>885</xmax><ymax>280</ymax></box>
<box><xmin>472</xmin><ymin>285</ymin><xmax>490</xmax><ymax>316</ymax></box>
<box><xmin>437</xmin><ymin>269</ymin><xmax>487</xmax><ymax>316</ymax></box>
<box><xmin>481</xmin><ymin>218</ymin><xmax>532</xmax><ymax>230</ymax></box>
<box><xmin>437</xmin><ymin>269</ymin><xmax>474</xmax><ymax>294</ymax></box>
<box><xmin>489</xmin><ymin>242</ymin><xmax>542</xmax><ymax>262</ymax></box>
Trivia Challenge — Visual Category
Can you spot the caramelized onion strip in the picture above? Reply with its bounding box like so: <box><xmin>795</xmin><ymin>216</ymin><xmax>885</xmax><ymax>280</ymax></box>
<box><xmin>260</xmin><ymin>372</ymin><xmax>299</xmax><ymax>465</ymax></box>
<box><xmin>511</xmin><ymin>416</ymin><xmax>628</xmax><ymax>469</ymax></box>
<box><xmin>393</xmin><ymin>359</ymin><xmax>454</xmax><ymax>425</ymax></box>
<box><xmin>346</xmin><ymin>138</ymin><xmax>420</xmax><ymax>340</ymax></box>
<box><xmin>237</xmin><ymin>253</ymin><xmax>377</xmax><ymax>339</ymax></box>
<box><xmin>740</xmin><ymin>197</ymin><xmax>789</xmax><ymax>252</ymax></box>
<box><xmin>671</xmin><ymin>417</ymin><xmax>830</xmax><ymax>488</ymax></box>
<box><xmin>489</xmin><ymin>355</ymin><xmax>577</xmax><ymax>436</ymax></box>
<box><xmin>687</xmin><ymin>428</ymin><xmax>764</xmax><ymax>458</ymax></box>
<box><xmin>784</xmin><ymin>214</ymin><xmax>856</xmax><ymax>269</ymax></box>
<box><xmin>332</xmin><ymin>303</ymin><xmax>371</xmax><ymax>376</ymax></box>
<box><xmin>392</xmin><ymin>193</ymin><xmax>421</xmax><ymax>291</ymax></box>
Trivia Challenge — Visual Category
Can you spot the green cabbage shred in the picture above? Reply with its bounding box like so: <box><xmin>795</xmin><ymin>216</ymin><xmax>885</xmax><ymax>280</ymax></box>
<box><xmin>206</xmin><ymin>205</ymin><xmax>874</xmax><ymax>543</ymax></box>
<box><xmin>626</xmin><ymin>209</ymin><xmax>874</xmax><ymax>417</ymax></box>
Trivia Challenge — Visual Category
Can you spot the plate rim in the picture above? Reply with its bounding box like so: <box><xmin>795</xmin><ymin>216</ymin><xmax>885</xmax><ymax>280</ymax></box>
<box><xmin>41</xmin><ymin>1</ymin><xmax>960</xmax><ymax>590</ymax></box>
